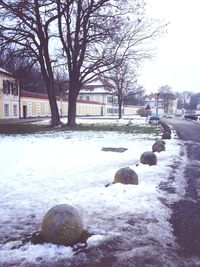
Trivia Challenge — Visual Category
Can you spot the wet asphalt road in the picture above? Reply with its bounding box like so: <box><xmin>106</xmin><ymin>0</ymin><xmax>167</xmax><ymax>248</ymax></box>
<box><xmin>162</xmin><ymin>118</ymin><xmax>200</xmax><ymax>256</ymax></box>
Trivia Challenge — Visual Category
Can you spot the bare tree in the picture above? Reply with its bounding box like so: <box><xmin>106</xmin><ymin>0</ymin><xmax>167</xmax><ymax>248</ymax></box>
<box><xmin>56</xmin><ymin>0</ymin><xmax>164</xmax><ymax>126</ymax></box>
<box><xmin>124</xmin><ymin>86</ymin><xmax>146</xmax><ymax>106</ymax></box>
<box><xmin>0</xmin><ymin>0</ymin><xmax>165</xmax><ymax>126</ymax></box>
<box><xmin>107</xmin><ymin>61</ymin><xmax>137</xmax><ymax>119</ymax></box>
<box><xmin>0</xmin><ymin>0</ymin><xmax>61</xmax><ymax>126</ymax></box>
<box><xmin>0</xmin><ymin>45</ymin><xmax>37</xmax><ymax>92</ymax></box>
<box><xmin>158</xmin><ymin>85</ymin><xmax>175</xmax><ymax>113</ymax></box>
<box><xmin>189</xmin><ymin>93</ymin><xmax>200</xmax><ymax>110</ymax></box>
<box><xmin>0</xmin><ymin>45</ymin><xmax>35</xmax><ymax>74</ymax></box>
<box><xmin>182</xmin><ymin>91</ymin><xmax>192</xmax><ymax>109</ymax></box>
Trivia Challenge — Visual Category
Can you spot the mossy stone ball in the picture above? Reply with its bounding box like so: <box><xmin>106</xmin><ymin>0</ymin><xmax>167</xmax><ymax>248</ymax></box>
<box><xmin>41</xmin><ymin>204</ymin><xmax>83</xmax><ymax>246</ymax></box>
<box><xmin>140</xmin><ymin>151</ymin><xmax>157</xmax><ymax>166</ymax></box>
<box><xmin>114</xmin><ymin>167</ymin><xmax>138</xmax><ymax>185</ymax></box>
<box><xmin>162</xmin><ymin>132</ymin><xmax>171</xmax><ymax>140</ymax></box>
<box><xmin>152</xmin><ymin>141</ymin><xmax>165</xmax><ymax>153</ymax></box>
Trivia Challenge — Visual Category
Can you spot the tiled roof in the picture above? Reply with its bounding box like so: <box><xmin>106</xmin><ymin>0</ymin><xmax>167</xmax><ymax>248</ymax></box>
<box><xmin>21</xmin><ymin>90</ymin><xmax>101</xmax><ymax>105</ymax></box>
<box><xmin>21</xmin><ymin>90</ymin><xmax>50</xmax><ymax>100</ymax></box>
<box><xmin>21</xmin><ymin>90</ymin><xmax>70</xmax><ymax>101</ymax></box>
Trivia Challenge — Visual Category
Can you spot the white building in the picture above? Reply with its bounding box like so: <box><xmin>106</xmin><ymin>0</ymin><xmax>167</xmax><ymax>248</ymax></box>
<box><xmin>144</xmin><ymin>93</ymin><xmax>178</xmax><ymax>115</ymax></box>
<box><xmin>0</xmin><ymin>70</ymin><xmax>144</xmax><ymax>120</ymax></box>
<box><xmin>0</xmin><ymin>68</ymin><xmax>20</xmax><ymax>119</ymax></box>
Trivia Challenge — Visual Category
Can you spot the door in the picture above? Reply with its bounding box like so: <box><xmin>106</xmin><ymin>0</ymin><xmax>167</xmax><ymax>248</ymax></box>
<box><xmin>23</xmin><ymin>105</ymin><xmax>27</xmax><ymax>118</ymax></box>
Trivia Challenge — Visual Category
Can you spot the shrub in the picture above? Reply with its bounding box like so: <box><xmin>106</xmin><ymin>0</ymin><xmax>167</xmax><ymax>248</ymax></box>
<box><xmin>137</xmin><ymin>108</ymin><xmax>151</xmax><ymax>117</ymax></box>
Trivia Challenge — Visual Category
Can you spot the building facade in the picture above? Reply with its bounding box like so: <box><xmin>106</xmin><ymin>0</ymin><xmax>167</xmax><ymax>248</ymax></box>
<box><xmin>144</xmin><ymin>93</ymin><xmax>178</xmax><ymax>115</ymax></box>
<box><xmin>0</xmin><ymin>68</ymin><xmax>178</xmax><ymax>120</ymax></box>
<box><xmin>0</xmin><ymin>68</ymin><xmax>20</xmax><ymax>119</ymax></box>
<box><xmin>0</xmin><ymin>71</ymin><xmax>124</xmax><ymax>119</ymax></box>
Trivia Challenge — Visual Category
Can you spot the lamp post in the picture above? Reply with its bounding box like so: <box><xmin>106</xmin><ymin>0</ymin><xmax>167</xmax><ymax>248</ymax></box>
<box><xmin>18</xmin><ymin>80</ymin><xmax>21</xmax><ymax>119</ymax></box>
<box><xmin>156</xmin><ymin>93</ymin><xmax>160</xmax><ymax>117</ymax></box>
<box><xmin>60</xmin><ymin>91</ymin><xmax>63</xmax><ymax>118</ymax></box>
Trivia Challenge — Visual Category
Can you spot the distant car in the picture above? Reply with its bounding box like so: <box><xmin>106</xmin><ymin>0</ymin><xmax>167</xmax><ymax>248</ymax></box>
<box><xmin>184</xmin><ymin>115</ymin><xmax>198</xmax><ymax>121</ymax></box>
<box><xmin>163</xmin><ymin>113</ymin><xmax>174</xmax><ymax>119</ymax></box>
<box><xmin>148</xmin><ymin>115</ymin><xmax>160</xmax><ymax>121</ymax></box>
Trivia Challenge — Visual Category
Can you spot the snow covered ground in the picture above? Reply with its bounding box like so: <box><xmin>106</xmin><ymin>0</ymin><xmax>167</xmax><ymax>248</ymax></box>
<box><xmin>0</xmin><ymin>117</ymin><xmax>188</xmax><ymax>266</ymax></box>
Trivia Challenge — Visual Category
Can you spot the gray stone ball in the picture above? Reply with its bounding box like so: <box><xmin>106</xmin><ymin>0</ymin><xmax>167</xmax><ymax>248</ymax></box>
<box><xmin>155</xmin><ymin>139</ymin><xmax>166</xmax><ymax>145</ymax></box>
<box><xmin>162</xmin><ymin>132</ymin><xmax>171</xmax><ymax>140</ymax></box>
<box><xmin>152</xmin><ymin>140</ymin><xmax>166</xmax><ymax>153</ymax></box>
<box><xmin>41</xmin><ymin>204</ymin><xmax>83</xmax><ymax>246</ymax></box>
<box><xmin>140</xmin><ymin>151</ymin><xmax>157</xmax><ymax>166</ymax></box>
<box><xmin>114</xmin><ymin>167</ymin><xmax>138</xmax><ymax>185</ymax></box>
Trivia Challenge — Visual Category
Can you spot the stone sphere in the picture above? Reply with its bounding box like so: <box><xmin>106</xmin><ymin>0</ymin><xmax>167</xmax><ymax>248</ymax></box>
<box><xmin>114</xmin><ymin>167</ymin><xmax>138</xmax><ymax>185</ymax></box>
<box><xmin>164</xmin><ymin>127</ymin><xmax>171</xmax><ymax>135</ymax></box>
<box><xmin>155</xmin><ymin>139</ymin><xmax>166</xmax><ymax>145</ymax></box>
<box><xmin>140</xmin><ymin>151</ymin><xmax>157</xmax><ymax>166</ymax></box>
<box><xmin>41</xmin><ymin>204</ymin><xmax>83</xmax><ymax>246</ymax></box>
<box><xmin>152</xmin><ymin>140</ymin><xmax>165</xmax><ymax>153</ymax></box>
<box><xmin>162</xmin><ymin>132</ymin><xmax>171</xmax><ymax>140</ymax></box>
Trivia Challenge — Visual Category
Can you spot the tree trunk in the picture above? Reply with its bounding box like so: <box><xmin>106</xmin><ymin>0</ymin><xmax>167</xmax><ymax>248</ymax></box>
<box><xmin>67</xmin><ymin>86</ymin><xmax>78</xmax><ymax>126</ymax></box>
<box><xmin>118</xmin><ymin>98</ymin><xmax>123</xmax><ymax>119</ymax></box>
<box><xmin>45</xmin><ymin>81</ymin><xmax>61</xmax><ymax>126</ymax></box>
<box><xmin>68</xmin><ymin>93</ymin><xmax>77</xmax><ymax>126</ymax></box>
<box><xmin>67</xmin><ymin>74</ymin><xmax>81</xmax><ymax>126</ymax></box>
<box><xmin>40</xmin><ymin>59</ymin><xmax>61</xmax><ymax>126</ymax></box>
<box><xmin>49</xmin><ymin>93</ymin><xmax>61</xmax><ymax>126</ymax></box>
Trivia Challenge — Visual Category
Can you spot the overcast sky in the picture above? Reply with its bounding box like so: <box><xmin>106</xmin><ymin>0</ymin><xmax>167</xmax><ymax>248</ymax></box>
<box><xmin>138</xmin><ymin>0</ymin><xmax>200</xmax><ymax>94</ymax></box>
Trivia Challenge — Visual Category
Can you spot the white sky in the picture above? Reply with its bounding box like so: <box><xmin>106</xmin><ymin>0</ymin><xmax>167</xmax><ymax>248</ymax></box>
<box><xmin>138</xmin><ymin>0</ymin><xmax>200</xmax><ymax>94</ymax></box>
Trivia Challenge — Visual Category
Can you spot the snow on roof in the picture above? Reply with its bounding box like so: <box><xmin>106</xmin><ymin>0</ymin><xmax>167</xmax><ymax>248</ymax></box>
<box><xmin>0</xmin><ymin>67</ymin><xmax>13</xmax><ymax>76</ymax></box>
<box><xmin>84</xmin><ymin>76</ymin><xmax>114</xmax><ymax>90</ymax></box>
<box><xmin>80</xmin><ymin>85</ymin><xmax>113</xmax><ymax>94</ymax></box>
<box><xmin>80</xmin><ymin>77</ymin><xmax>114</xmax><ymax>94</ymax></box>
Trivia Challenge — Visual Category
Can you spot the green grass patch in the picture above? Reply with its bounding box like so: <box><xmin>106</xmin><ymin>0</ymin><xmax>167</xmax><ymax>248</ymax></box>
<box><xmin>70</xmin><ymin>124</ymin><xmax>161</xmax><ymax>135</ymax></box>
<box><xmin>0</xmin><ymin>123</ymin><xmax>52</xmax><ymax>135</ymax></box>
<box><xmin>0</xmin><ymin>121</ymin><xmax>161</xmax><ymax>135</ymax></box>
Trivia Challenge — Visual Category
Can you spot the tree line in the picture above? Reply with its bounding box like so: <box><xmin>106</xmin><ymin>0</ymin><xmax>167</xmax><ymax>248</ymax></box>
<box><xmin>0</xmin><ymin>0</ymin><xmax>165</xmax><ymax>125</ymax></box>
<box><xmin>153</xmin><ymin>85</ymin><xmax>200</xmax><ymax>113</ymax></box>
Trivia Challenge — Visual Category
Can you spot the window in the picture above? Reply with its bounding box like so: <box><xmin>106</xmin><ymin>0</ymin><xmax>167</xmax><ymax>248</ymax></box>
<box><xmin>37</xmin><ymin>103</ymin><xmax>41</xmax><ymax>116</ymax></box>
<box><xmin>86</xmin><ymin>96</ymin><xmax>90</xmax><ymax>101</ymax></box>
<box><xmin>13</xmin><ymin>104</ymin><xmax>18</xmax><ymax>116</ymax></box>
<box><xmin>12</xmin><ymin>81</ymin><xmax>18</xmax><ymax>96</ymax></box>
<box><xmin>28</xmin><ymin>102</ymin><xmax>32</xmax><ymax>116</ymax></box>
<box><xmin>113</xmin><ymin>97</ymin><xmax>118</xmax><ymax>104</ymax></box>
<box><xmin>3</xmin><ymin>80</ymin><xmax>10</xmax><ymax>94</ymax></box>
<box><xmin>4</xmin><ymin>104</ymin><xmax>9</xmax><ymax>116</ymax></box>
<box><xmin>107</xmin><ymin>108</ymin><xmax>119</xmax><ymax>114</ymax></box>
<box><xmin>79</xmin><ymin>95</ymin><xmax>83</xmax><ymax>100</ymax></box>
<box><xmin>45</xmin><ymin>103</ymin><xmax>49</xmax><ymax>115</ymax></box>
<box><xmin>107</xmin><ymin>96</ymin><xmax>113</xmax><ymax>103</ymax></box>
<box><xmin>107</xmin><ymin>108</ymin><xmax>112</xmax><ymax>114</ymax></box>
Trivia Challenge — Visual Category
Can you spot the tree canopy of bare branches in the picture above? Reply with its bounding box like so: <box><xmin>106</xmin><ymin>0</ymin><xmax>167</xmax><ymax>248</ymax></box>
<box><xmin>0</xmin><ymin>0</ymin><xmax>165</xmax><ymax>126</ymax></box>
<box><xmin>56</xmin><ymin>0</ymin><xmax>165</xmax><ymax>125</ymax></box>
<box><xmin>158</xmin><ymin>85</ymin><xmax>175</xmax><ymax>113</ymax></box>
<box><xmin>0</xmin><ymin>0</ymin><xmax>61</xmax><ymax>125</ymax></box>
<box><xmin>106</xmin><ymin>60</ymin><xmax>138</xmax><ymax>118</ymax></box>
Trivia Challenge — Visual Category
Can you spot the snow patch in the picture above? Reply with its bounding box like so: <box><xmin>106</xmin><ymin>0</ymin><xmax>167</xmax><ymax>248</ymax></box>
<box><xmin>0</xmin><ymin>118</ymin><xmax>187</xmax><ymax>265</ymax></box>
